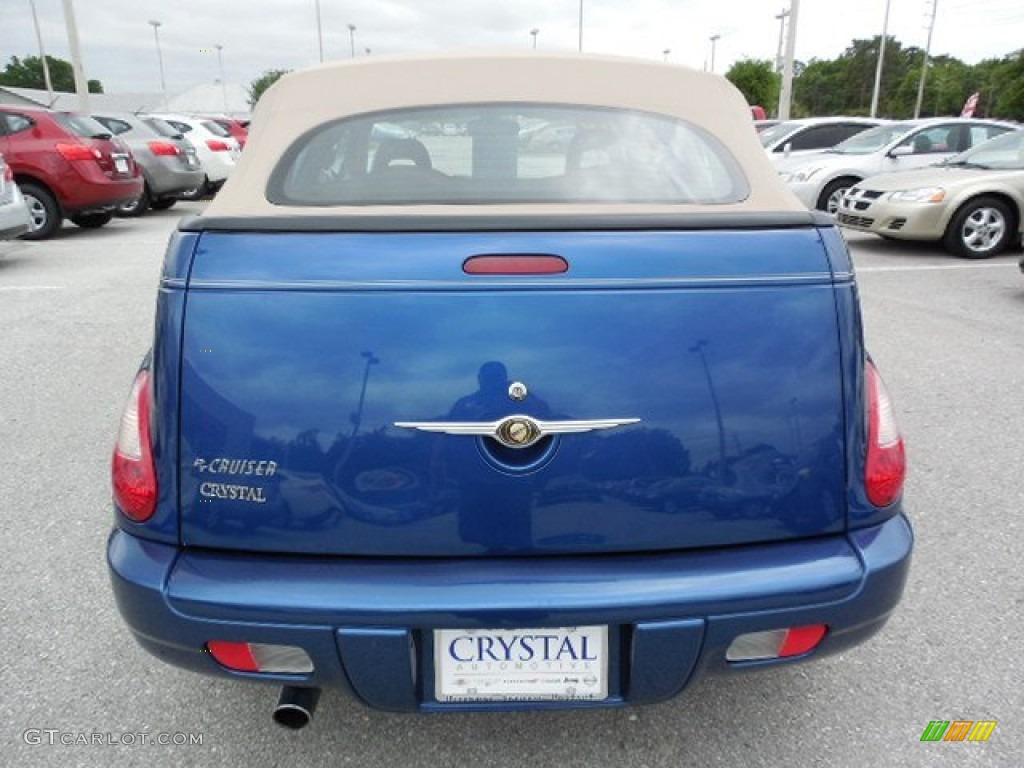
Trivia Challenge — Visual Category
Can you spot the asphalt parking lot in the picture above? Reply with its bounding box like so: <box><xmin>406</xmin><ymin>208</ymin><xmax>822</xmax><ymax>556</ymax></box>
<box><xmin>1</xmin><ymin>206</ymin><xmax>1021</xmax><ymax>767</ymax></box>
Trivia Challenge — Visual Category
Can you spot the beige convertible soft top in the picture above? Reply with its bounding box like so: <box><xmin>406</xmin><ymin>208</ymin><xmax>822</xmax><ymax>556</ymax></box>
<box><xmin>206</xmin><ymin>51</ymin><xmax>805</xmax><ymax>217</ymax></box>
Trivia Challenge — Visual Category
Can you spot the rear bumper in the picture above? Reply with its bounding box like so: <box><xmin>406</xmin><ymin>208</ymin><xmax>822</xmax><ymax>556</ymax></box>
<box><xmin>147</xmin><ymin>163</ymin><xmax>206</xmax><ymax>199</ymax></box>
<box><xmin>59</xmin><ymin>176</ymin><xmax>143</xmax><ymax>215</ymax></box>
<box><xmin>108</xmin><ymin>514</ymin><xmax>912</xmax><ymax>712</ymax></box>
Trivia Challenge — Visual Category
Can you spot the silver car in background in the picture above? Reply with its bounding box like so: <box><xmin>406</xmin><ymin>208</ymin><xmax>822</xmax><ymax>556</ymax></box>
<box><xmin>0</xmin><ymin>151</ymin><xmax>31</xmax><ymax>239</ymax></box>
<box><xmin>151</xmin><ymin>114</ymin><xmax>241</xmax><ymax>199</ymax></box>
<box><xmin>91</xmin><ymin>113</ymin><xmax>205</xmax><ymax>216</ymax></box>
<box><xmin>838</xmin><ymin>127</ymin><xmax>1024</xmax><ymax>258</ymax></box>
<box><xmin>775</xmin><ymin>118</ymin><xmax>1018</xmax><ymax>214</ymax></box>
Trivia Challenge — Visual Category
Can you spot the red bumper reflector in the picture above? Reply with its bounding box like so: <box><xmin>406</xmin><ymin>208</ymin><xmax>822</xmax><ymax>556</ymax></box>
<box><xmin>778</xmin><ymin>624</ymin><xmax>828</xmax><ymax>657</ymax></box>
<box><xmin>463</xmin><ymin>255</ymin><xmax>569</xmax><ymax>275</ymax></box>
<box><xmin>207</xmin><ymin>641</ymin><xmax>259</xmax><ymax>672</ymax></box>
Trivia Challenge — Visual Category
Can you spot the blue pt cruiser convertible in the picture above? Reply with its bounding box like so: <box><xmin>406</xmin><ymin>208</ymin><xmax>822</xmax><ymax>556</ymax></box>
<box><xmin>107</xmin><ymin>53</ymin><xmax>912</xmax><ymax>727</ymax></box>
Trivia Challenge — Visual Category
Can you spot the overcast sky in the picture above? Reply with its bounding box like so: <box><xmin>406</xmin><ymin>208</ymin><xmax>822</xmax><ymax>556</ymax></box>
<box><xmin>1</xmin><ymin>0</ymin><xmax>1021</xmax><ymax>99</ymax></box>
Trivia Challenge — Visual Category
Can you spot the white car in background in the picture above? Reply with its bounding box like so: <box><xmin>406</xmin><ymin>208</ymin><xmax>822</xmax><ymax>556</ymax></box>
<box><xmin>775</xmin><ymin>117</ymin><xmax>1019</xmax><ymax>214</ymax></box>
<box><xmin>150</xmin><ymin>113</ymin><xmax>241</xmax><ymax>198</ymax></box>
<box><xmin>0</xmin><ymin>151</ymin><xmax>31</xmax><ymax>239</ymax></box>
<box><xmin>759</xmin><ymin>116</ymin><xmax>885</xmax><ymax>165</ymax></box>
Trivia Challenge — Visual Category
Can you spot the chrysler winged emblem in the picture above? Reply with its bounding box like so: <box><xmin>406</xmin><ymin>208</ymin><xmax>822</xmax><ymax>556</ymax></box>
<box><xmin>394</xmin><ymin>415</ymin><xmax>640</xmax><ymax>449</ymax></box>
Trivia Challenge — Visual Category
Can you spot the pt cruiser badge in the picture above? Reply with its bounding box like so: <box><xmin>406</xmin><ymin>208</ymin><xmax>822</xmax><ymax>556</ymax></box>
<box><xmin>394</xmin><ymin>415</ymin><xmax>641</xmax><ymax>449</ymax></box>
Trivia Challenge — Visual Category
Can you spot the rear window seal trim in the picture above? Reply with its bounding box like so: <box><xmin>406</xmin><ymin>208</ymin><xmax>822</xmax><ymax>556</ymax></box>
<box><xmin>180</xmin><ymin>211</ymin><xmax>834</xmax><ymax>234</ymax></box>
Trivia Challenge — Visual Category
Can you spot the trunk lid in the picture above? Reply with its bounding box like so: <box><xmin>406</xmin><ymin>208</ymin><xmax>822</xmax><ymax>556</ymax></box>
<box><xmin>178</xmin><ymin>227</ymin><xmax>847</xmax><ymax>556</ymax></box>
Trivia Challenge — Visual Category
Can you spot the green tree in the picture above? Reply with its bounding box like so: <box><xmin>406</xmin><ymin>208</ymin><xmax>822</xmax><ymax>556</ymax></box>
<box><xmin>248</xmin><ymin>68</ymin><xmax>291</xmax><ymax>108</ymax></box>
<box><xmin>0</xmin><ymin>54</ymin><xmax>103</xmax><ymax>93</ymax></box>
<box><xmin>725</xmin><ymin>59</ymin><xmax>780</xmax><ymax>115</ymax></box>
<box><xmin>989</xmin><ymin>50</ymin><xmax>1024</xmax><ymax>119</ymax></box>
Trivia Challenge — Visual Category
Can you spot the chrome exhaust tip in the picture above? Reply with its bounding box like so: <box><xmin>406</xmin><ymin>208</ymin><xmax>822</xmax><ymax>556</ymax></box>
<box><xmin>272</xmin><ymin>686</ymin><xmax>321</xmax><ymax>730</ymax></box>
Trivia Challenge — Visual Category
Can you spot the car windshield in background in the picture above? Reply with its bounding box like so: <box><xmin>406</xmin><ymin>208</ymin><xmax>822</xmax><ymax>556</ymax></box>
<box><xmin>831</xmin><ymin>122</ymin><xmax>915</xmax><ymax>154</ymax></box>
<box><xmin>947</xmin><ymin>129</ymin><xmax>1024</xmax><ymax>170</ymax></box>
<box><xmin>271</xmin><ymin>103</ymin><xmax>749</xmax><ymax>206</ymax></box>
<box><xmin>53</xmin><ymin>112</ymin><xmax>112</xmax><ymax>139</ymax></box>
<box><xmin>757</xmin><ymin>121</ymin><xmax>802</xmax><ymax>147</ymax></box>
<box><xmin>143</xmin><ymin>117</ymin><xmax>183</xmax><ymax>138</ymax></box>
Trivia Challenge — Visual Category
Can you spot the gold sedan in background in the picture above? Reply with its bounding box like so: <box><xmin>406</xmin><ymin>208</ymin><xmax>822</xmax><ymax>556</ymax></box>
<box><xmin>837</xmin><ymin>128</ymin><xmax>1024</xmax><ymax>258</ymax></box>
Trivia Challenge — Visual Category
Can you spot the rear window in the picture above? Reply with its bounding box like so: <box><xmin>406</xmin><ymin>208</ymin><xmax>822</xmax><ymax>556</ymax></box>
<box><xmin>54</xmin><ymin>113</ymin><xmax>113</xmax><ymax>139</ymax></box>
<box><xmin>143</xmin><ymin>117</ymin><xmax>182</xmax><ymax>138</ymax></box>
<box><xmin>269</xmin><ymin>104</ymin><xmax>749</xmax><ymax>206</ymax></box>
<box><xmin>93</xmin><ymin>116</ymin><xmax>132</xmax><ymax>135</ymax></box>
<box><xmin>202</xmin><ymin>120</ymin><xmax>231</xmax><ymax>137</ymax></box>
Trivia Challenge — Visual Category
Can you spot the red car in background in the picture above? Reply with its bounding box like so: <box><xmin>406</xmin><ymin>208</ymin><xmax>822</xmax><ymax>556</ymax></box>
<box><xmin>208</xmin><ymin>116</ymin><xmax>249</xmax><ymax>149</ymax></box>
<box><xmin>0</xmin><ymin>105</ymin><xmax>143</xmax><ymax>239</ymax></box>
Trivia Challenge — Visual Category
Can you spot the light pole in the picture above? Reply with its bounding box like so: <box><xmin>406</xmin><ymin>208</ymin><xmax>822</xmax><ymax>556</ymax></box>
<box><xmin>914</xmin><ymin>0</ymin><xmax>938</xmax><ymax>118</ymax></box>
<box><xmin>348</xmin><ymin>24</ymin><xmax>356</xmax><ymax>58</ymax></box>
<box><xmin>61</xmin><ymin>0</ymin><xmax>89</xmax><ymax>112</ymax></box>
<box><xmin>148</xmin><ymin>20</ymin><xmax>168</xmax><ymax>110</ymax></box>
<box><xmin>530</xmin><ymin>28</ymin><xmax>539</xmax><ymax>49</ymax></box>
<box><xmin>214</xmin><ymin>44</ymin><xmax>228</xmax><ymax>112</ymax></box>
<box><xmin>774</xmin><ymin>8</ymin><xmax>790</xmax><ymax>73</ymax></box>
<box><xmin>315</xmin><ymin>0</ymin><xmax>323</xmax><ymax>62</ymax></box>
<box><xmin>870</xmin><ymin>0</ymin><xmax>892</xmax><ymax>117</ymax></box>
<box><xmin>663</xmin><ymin>48</ymin><xmax>671</xmax><ymax>61</ymax></box>
<box><xmin>708</xmin><ymin>34</ymin><xmax>721</xmax><ymax>73</ymax></box>
<box><xmin>28</xmin><ymin>0</ymin><xmax>55</xmax><ymax>104</ymax></box>
<box><xmin>578</xmin><ymin>0</ymin><xmax>584</xmax><ymax>52</ymax></box>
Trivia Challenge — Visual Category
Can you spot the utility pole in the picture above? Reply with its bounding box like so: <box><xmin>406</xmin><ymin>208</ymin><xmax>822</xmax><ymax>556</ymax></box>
<box><xmin>914</xmin><ymin>0</ymin><xmax>938</xmax><ymax>118</ymax></box>
<box><xmin>870</xmin><ymin>0</ymin><xmax>892</xmax><ymax>117</ymax></box>
<box><xmin>774</xmin><ymin>8</ymin><xmax>789</xmax><ymax>73</ymax></box>
<box><xmin>60</xmin><ymin>0</ymin><xmax>90</xmax><ymax>112</ymax></box>
<box><xmin>709</xmin><ymin>34</ymin><xmax>721</xmax><ymax>73</ymax></box>
<box><xmin>777</xmin><ymin>0</ymin><xmax>800</xmax><ymax>120</ymax></box>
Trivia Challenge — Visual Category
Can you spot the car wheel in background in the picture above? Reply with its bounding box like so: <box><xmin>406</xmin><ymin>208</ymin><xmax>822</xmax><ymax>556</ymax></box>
<box><xmin>70</xmin><ymin>211</ymin><xmax>114</xmax><ymax>229</ymax></box>
<box><xmin>117</xmin><ymin>186</ymin><xmax>150</xmax><ymax>217</ymax></box>
<box><xmin>149</xmin><ymin>198</ymin><xmax>177</xmax><ymax>211</ymax></box>
<box><xmin>943</xmin><ymin>196</ymin><xmax>1015</xmax><ymax>259</ymax></box>
<box><xmin>18</xmin><ymin>182</ymin><xmax>61</xmax><ymax>240</ymax></box>
<box><xmin>817</xmin><ymin>178</ymin><xmax>858</xmax><ymax>215</ymax></box>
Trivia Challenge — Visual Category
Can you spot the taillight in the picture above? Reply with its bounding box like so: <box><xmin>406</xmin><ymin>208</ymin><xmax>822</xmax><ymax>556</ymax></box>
<box><xmin>56</xmin><ymin>142</ymin><xmax>101</xmax><ymax>162</ymax></box>
<box><xmin>206</xmin><ymin>139</ymin><xmax>230</xmax><ymax>152</ymax></box>
<box><xmin>865</xmin><ymin>360</ymin><xmax>906</xmax><ymax>507</ymax></box>
<box><xmin>112</xmin><ymin>370</ymin><xmax>158</xmax><ymax>521</ymax></box>
<box><xmin>2</xmin><ymin>162</ymin><xmax>12</xmax><ymax>182</ymax></box>
<box><xmin>147</xmin><ymin>140</ymin><xmax>180</xmax><ymax>156</ymax></box>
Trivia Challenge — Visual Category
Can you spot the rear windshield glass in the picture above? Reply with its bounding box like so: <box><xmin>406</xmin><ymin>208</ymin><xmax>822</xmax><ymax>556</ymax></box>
<box><xmin>143</xmin><ymin>117</ymin><xmax>182</xmax><ymax>138</ymax></box>
<box><xmin>269</xmin><ymin>104</ymin><xmax>749</xmax><ymax>206</ymax></box>
<box><xmin>54</xmin><ymin>113</ymin><xmax>112</xmax><ymax>139</ymax></box>
<box><xmin>202</xmin><ymin>120</ymin><xmax>230</xmax><ymax>137</ymax></box>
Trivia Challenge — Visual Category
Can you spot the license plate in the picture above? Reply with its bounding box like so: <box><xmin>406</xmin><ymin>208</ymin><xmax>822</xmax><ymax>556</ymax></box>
<box><xmin>114</xmin><ymin>155</ymin><xmax>129</xmax><ymax>174</ymax></box>
<box><xmin>434</xmin><ymin>626</ymin><xmax>608</xmax><ymax>703</ymax></box>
